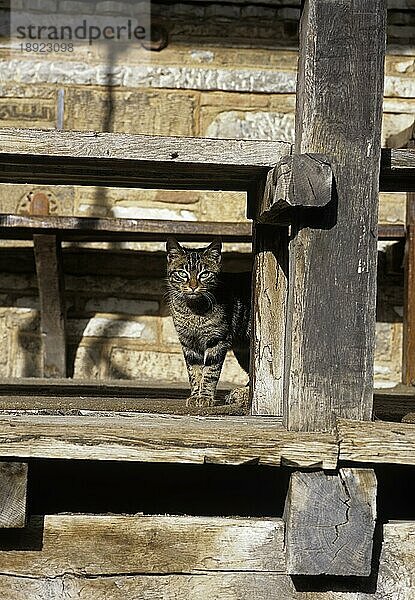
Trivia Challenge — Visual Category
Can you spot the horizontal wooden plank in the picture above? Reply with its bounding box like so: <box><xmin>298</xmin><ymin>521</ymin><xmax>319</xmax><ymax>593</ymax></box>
<box><xmin>0</xmin><ymin>514</ymin><xmax>285</xmax><ymax>576</ymax></box>
<box><xmin>0</xmin><ymin>520</ymin><xmax>412</xmax><ymax>599</ymax></box>
<box><xmin>338</xmin><ymin>418</ymin><xmax>415</xmax><ymax>466</ymax></box>
<box><xmin>380</xmin><ymin>148</ymin><xmax>415</xmax><ymax>192</ymax></box>
<box><xmin>0</xmin><ymin>128</ymin><xmax>290</xmax><ymax>190</ymax></box>
<box><xmin>374</xmin><ymin>385</ymin><xmax>415</xmax><ymax>422</ymax></box>
<box><xmin>0</xmin><ymin>215</ymin><xmax>252</xmax><ymax>243</ymax></box>
<box><xmin>0</xmin><ymin>214</ymin><xmax>402</xmax><ymax>242</ymax></box>
<box><xmin>0</xmin><ymin>413</ymin><xmax>338</xmax><ymax>469</ymax></box>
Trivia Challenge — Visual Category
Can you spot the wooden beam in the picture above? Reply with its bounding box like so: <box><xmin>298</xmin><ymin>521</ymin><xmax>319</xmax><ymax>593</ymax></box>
<box><xmin>284</xmin><ymin>469</ymin><xmax>377</xmax><ymax>576</ymax></box>
<box><xmin>0</xmin><ymin>215</ymin><xmax>252</xmax><ymax>243</ymax></box>
<box><xmin>33</xmin><ymin>235</ymin><xmax>67</xmax><ymax>378</ymax></box>
<box><xmin>403</xmin><ymin>188</ymin><xmax>415</xmax><ymax>385</ymax></box>
<box><xmin>0</xmin><ymin>514</ymin><xmax>285</xmax><ymax>575</ymax></box>
<box><xmin>0</xmin><ymin>214</ymin><xmax>399</xmax><ymax>243</ymax></box>
<box><xmin>338</xmin><ymin>418</ymin><xmax>415</xmax><ymax>466</ymax></box>
<box><xmin>0</xmin><ymin>413</ymin><xmax>338</xmax><ymax>469</ymax></box>
<box><xmin>256</xmin><ymin>154</ymin><xmax>333</xmax><ymax>225</ymax></box>
<box><xmin>0</xmin><ymin>462</ymin><xmax>27</xmax><ymax>528</ymax></box>
<box><xmin>284</xmin><ymin>0</ymin><xmax>386</xmax><ymax>432</ymax></box>
<box><xmin>250</xmin><ymin>225</ymin><xmax>288</xmax><ymax>416</ymax></box>
<box><xmin>0</xmin><ymin>129</ymin><xmax>290</xmax><ymax>190</ymax></box>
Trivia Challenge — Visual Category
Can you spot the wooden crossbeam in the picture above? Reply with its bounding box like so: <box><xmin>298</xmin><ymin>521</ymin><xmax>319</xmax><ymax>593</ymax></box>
<box><xmin>0</xmin><ymin>128</ymin><xmax>414</xmax><ymax>192</ymax></box>
<box><xmin>0</xmin><ymin>413</ymin><xmax>338</xmax><ymax>469</ymax></box>
<box><xmin>0</xmin><ymin>129</ymin><xmax>290</xmax><ymax>191</ymax></box>
<box><xmin>0</xmin><ymin>214</ymin><xmax>401</xmax><ymax>243</ymax></box>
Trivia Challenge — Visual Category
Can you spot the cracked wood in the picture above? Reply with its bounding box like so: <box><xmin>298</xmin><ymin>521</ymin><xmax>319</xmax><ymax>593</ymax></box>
<box><xmin>284</xmin><ymin>468</ymin><xmax>377</xmax><ymax>576</ymax></box>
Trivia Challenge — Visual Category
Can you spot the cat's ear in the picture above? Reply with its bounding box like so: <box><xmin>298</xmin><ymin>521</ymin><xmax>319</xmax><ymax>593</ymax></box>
<box><xmin>166</xmin><ymin>238</ymin><xmax>184</xmax><ymax>262</ymax></box>
<box><xmin>204</xmin><ymin>238</ymin><xmax>222</xmax><ymax>262</ymax></box>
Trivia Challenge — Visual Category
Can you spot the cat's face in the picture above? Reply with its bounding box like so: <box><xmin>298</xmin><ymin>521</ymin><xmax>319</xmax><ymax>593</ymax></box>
<box><xmin>166</xmin><ymin>238</ymin><xmax>222</xmax><ymax>301</ymax></box>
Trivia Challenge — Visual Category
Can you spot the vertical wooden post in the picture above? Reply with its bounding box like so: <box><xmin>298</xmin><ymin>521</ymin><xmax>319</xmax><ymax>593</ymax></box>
<box><xmin>0</xmin><ymin>462</ymin><xmax>28</xmax><ymax>528</ymax></box>
<box><xmin>250</xmin><ymin>224</ymin><xmax>288</xmax><ymax>415</ymax></box>
<box><xmin>283</xmin><ymin>0</ymin><xmax>385</xmax><ymax>577</ymax></box>
<box><xmin>284</xmin><ymin>0</ymin><xmax>387</xmax><ymax>432</ymax></box>
<box><xmin>403</xmin><ymin>179</ymin><xmax>415</xmax><ymax>386</ymax></box>
<box><xmin>34</xmin><ymin>235</ymin><xmax>67</xmax><ymax>378</ymax></box>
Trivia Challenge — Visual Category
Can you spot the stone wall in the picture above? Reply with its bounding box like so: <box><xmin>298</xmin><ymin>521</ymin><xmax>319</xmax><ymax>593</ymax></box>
<box><xmin>0</xmin><ymin>0</ymin><xmax>413</xmax><ymax>388</ymax></box>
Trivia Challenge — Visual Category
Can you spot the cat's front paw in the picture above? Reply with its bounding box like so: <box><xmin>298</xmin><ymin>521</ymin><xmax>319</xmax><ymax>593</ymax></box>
<box><xmin>225</xmin><ymin>386</ymin><xmax>250</xmax><ymax>408</ymax></box>
<box><xmin>186</xmin><ymin>394</ymin><xmax>216</xmax><ymax>407</ymax></box>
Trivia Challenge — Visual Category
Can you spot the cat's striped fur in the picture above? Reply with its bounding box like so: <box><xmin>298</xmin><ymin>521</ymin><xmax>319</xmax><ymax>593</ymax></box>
<box><xmin>166</xmin><ymin>238</ymin><xmax>251</xmax><ymax>407</ymax></box>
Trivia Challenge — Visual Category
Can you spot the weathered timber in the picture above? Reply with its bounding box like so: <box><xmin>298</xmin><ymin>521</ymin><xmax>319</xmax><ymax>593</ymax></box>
<box><xmin>380</xmin><ymin>148</ymin><xmax>415</xmax><ymax>192</ymax></box>
<box><xmin>338</xmin><ymin>418</ymin><xmax>415</xmax><ymax>466</ymax></box>
<box><xmin>0</xmin><ymin>214</ymin><xmax>398</xmax><ymax>243</ymax></box>
<box><xmin>33</xmin><ymin>235</ymin><xmax>67</xmax><ymax>378</ymax></box>
<box><xmin>284</xmin><ymin>468</ymin><xmax>377</xmax><ymax>576</ymax></box>
<box><xmin>0</xmin><ymin>128</ymin><xmax>290</xmax><ymax>190</ymax></box>
<box><xmin>0</xmin><ymin>521</ymin><xmax>413</xmax><ymax>599</ymax></box>
<box><xmin>0</xmin><ymin>214</ymin><xmax>252</xmax><ymax>243</ymax></box>
<box><xmin>403</xmin><ymin>189</ymin><xmax>415</xmax><ymax>385</ymax></box>
<box><xmin>0</xmin><ymin>515</ymin><xmax>285</xmax><ymax>575</ymax></box>
<box><xmin>0</xmin><ymin>413</ymin><xmax>338</xmax><ymax>469</ymax></box>
<box><xmin>0</xmin><ymin>462</ymin><xmax>27</xmax><ymax>528</ymax></box>
<box><xmin>250</xmin><ymin>225</ymin><xmax>288</xmax><ymax>416</ymax></box>
<box><xmin>284</xmin><ymin>0</ymin><xmax>386</xmax><ymax>432</ymax></box>
<box><xmin>257</xmin><ymin>154</ymin><xmax>333</xmax><ymax>224</ymax></box>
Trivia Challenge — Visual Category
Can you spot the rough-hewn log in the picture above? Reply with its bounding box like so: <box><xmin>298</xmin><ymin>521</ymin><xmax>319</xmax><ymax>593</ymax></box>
<box><xmin>284</xmin><ymin>0</ymin><xmax>386</xmax><ymax>432</ymax></box>
<box><xmin>33</xmin><ymin>235</ymin><xmax>67</xmax><ymax>378</ymax></box>
<box><xmin>0</xmin><ymin>462</ymin><xmax>27</xmax><ymax>528</ymax></box>
<box><xmin>338</xmin><ymin>418</ymin><xmax>415</xmax><ymax>466</ymax></box>
<box><xmin>257</xmin><ymin>154</ymin><xmax>332</xmax><ymax>224</ymax></box>
<box><xmin>0</xmin><ymin>515</ymin><xmax>285</xmax><ymax>575</ymax></box>
<box><xmin>250</xmin><ymin>225</ymin><xmax>288</xmax><ymax>416</ymax></box>
<box><xmin>284</xmin><ymin>468</ymin><xmax>377</xmax><ymax>576</ymax></box>
<box><xmin>0</xmin><ymin>128</ymin><xmax>290</xmax><ymax>190</ymax></box>
<box><xmin>0</xmin><ymin>413</ymin><xmax>338</xmax><ymax>469</ymax></box>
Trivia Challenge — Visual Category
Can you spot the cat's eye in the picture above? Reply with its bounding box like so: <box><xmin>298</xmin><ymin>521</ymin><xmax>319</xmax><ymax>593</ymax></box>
<box><xmin>198</xmin><ymin>271</ymin><xmax>212</xmax><ymax>281</ymax></box>
<box><xmin>173</xmin><ymin>270</ymin><xmax>189</xmax><ymax>281</ymax></box>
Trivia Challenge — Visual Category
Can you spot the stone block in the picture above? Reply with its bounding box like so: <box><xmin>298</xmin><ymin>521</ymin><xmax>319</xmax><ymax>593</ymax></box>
<box><xmin>95</xmin><ymin>0</ymin><xmax>132</xmax><ymax>16</ymax></box>
<box><xmin>205</xmin><ymin>4</ymin><xmax>240</xmax><ymax>21</ymax></box>
<box><xmin>204</xmin><ymin>110</ymin><xmax>295</xmax><ymax>142</ymax></box>
<box><xmin>58</xmin><ymin>0</ymin><xmax>95</xmax><ymax>14</ymax></box>
<box><xmin>64</xmin><ymin>88</ymin><xmax>197</xmax><ymax>136</ymax></box>
<box><xmin>65</xmin><ymin>274</ymin><xmax>164</xmax><ymax>298</ymax></box>
<box><xmin>24</xmin><ymin>0</ymin><xmax>57</xmax><ymax>12</ymax></box>
<box><xmin>82</xmin><ymin>297</ymin><xmax>159</xmax><ymax>316</ymax></box>
<box><xmin>379</xmin><ymin>192</ymin><xmax>406</xmax><ymax>224</ymax></box>
<box><xmin>0</xmin><ymin>183</ymin><xmax>74</xmax><ymax>217</ymax></box>
<box><xmin>109</xmin><ymin>347</ymin><xmax>188</xmax><ymax>381</ymax></box>
<box><xmin>382</xmin><ymin>112</ymin><xmax>415</xmax><ymax>145</ymax></box>
<box><xmin>82</xmin><ymin>315</ymin><xmax>158</xmax><ymax>342</ymax></box>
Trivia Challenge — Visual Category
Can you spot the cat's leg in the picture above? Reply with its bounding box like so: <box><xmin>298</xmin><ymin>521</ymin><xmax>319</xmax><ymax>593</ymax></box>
<box><xmin>227</xmin><ymin>341</ymin><xmax>251</xmax><ymax>410</ymax></box>
<box><xmin>198</xmin><ymin>341</ymin><xmax>229</xmax><ymax>407</ymax></box>
<box><xmin>182</xmin><ymin>346</ymin><xmax>204</xmax><ymax>407</ymax></box>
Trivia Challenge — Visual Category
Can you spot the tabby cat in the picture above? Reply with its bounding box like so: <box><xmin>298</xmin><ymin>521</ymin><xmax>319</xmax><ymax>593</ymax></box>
<box><xmin>166</xmin><ymin>237</ymin><xmax>251</xmax><ymax>407</ymax></box>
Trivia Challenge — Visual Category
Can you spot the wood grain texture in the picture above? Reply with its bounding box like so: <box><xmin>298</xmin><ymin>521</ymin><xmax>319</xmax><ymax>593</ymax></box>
<box><xmin>284</xmin><ymin>468</ymin><xmax>377</xmax><ymax>576</ymax></box>
<box><xmin>0</xmin><ymin>413</ymin><xmax>338</xmax><ymax>469</ymax></box>
<box><xmin>338</xmin><ymin>418</ymin><xmax>415</xmax><ymax>466</ymax></box>
<box><xmin>403</xmin><ymin>191</ymin><xmax>415</xmax><ymax>385</ymax></box>
<box><xmin>0</xmin><ymin>515</ymin><xmax>285</xmax><ymax>576</ymax></box>
<box><xmin>250</xmin><ymin>225</ymin><xmax>288</xmax><ymax>416</ymax></box>
<box><xmin>0</xmin><ymin>521</ymin><xmax>413</xmax><ymax>598</ymax></box>
<box><xmin>33</xmin><ymin>235</ymin><xmax>67</xmax><ymax>378</ymax></box>
<box><xmin>284</xmin><ymin>0</ymin><xmax>386</xmax><ymax>432</ymax></box>
<box><xmin>0</xmin><ymin>462</ymin><xmax>27</xmax><ymax>528</ymax></box>
<box><xmin>0</xmin><ymin>128</ymin><xmax>290</xmax><ymax>190</ymax></box>
<box><xmin>257</xmin><ymin>154</ymin><xmax>332</xmax><ymax>225</ymax></box>
<box><xmin>0</xmin><ymin>214</ymin><xmax>398</xmax><ymax>243</ymax></box>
